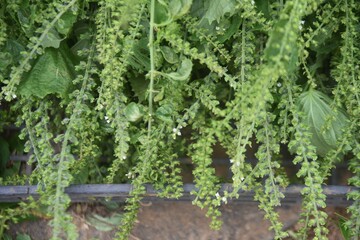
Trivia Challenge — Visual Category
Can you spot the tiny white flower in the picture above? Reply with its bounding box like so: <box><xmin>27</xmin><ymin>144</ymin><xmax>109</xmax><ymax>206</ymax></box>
<box><xmin>122</xmin><ymin>156</ymin><xmax>126</xmax><ymax>160</ymax></box>
<box><xmin>277</xmin><ymin>82</ymin><xmax>282</xmax><ymax>87</ymax></box>
<box><xmin>299</xmin><ymin>20</ymin><xmax>305</xmax><ymax>30</ymax></box>
<box><xmin>179</xmin><ymin>126</ymin><xmax>183</xmax><ymax>129</ymax></box>
<box><xmin>229</xmin><ymin>159</ymin><xmax>234</xmax><ymax>163</ymax></box>
<box><xmin>251</xmin><ymin>0</ymin><xmax>255</xmax><ymax>5</ymax></box>
<box><xmin>215</xmin><ymin>192</ymin><xmax>220</xmax><ymax>198</ymax></box>
<box><xmin>12</xmin><ymin>94</ymin><xmax>17</xmax><ymax>99</ymax></box>
<box><xmin>172</xmin><ymin>128</ymin><xmax>177</xmax><ymax>133</ymax></box>
<box><xmin>241</xmin><ymin>177</ymin><xmax>245</xmax><ymax>181</ymax></box>
<box><xmin>222</xmin><ymin>196</ymin><xmax>227</xmax><ymax>203</ymax></box>
<box><xmin>106</xmin><ymin>119</ymin><xmax>110</xmax><ymax>123</ymax></box>
<box><xmin>215</xmin><ymin>26</ymin><xmax>220</xmax><ymax>31</ymax></box>
<box><xmin>104</xmin><ymin>116</ymin><xmax>109</xmax><ymax>120</ymax></box>
<box><xmin>177</xmin><ymin>131</ymin><xmax>181</xmax><ymax>136</ymax></box>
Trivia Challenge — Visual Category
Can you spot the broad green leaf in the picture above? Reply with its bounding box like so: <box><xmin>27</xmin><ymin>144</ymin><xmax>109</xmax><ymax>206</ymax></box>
<box><xmin>18</xmin><ymin>46</ymin><xmax>75</xmax><ymax>98</ymax></box>
<box><xmin>154</xmin><ymin>87</ymin><xmax>164</xmax><ymax>102</ymax></box>
<box><xmin>163</xmin><ymin>58</ymin><xmax>192</xmax><ymax>81</ymax></box>
<box><xmin>298</xmin><ymin>89</ymin><xmax>349</xmax><ymax>157</ymax></box>
<box><xmin>16</xmin><ymin>234</ymin><xmax>32</xmax><ymax>240</ymax></box>
<box><xmin>256</xmin><ymin>0</ymin><xmax>271</xmax><ymax>20</ymax></box>
<box><xmin>160</xmin><ymin>46</ymin><xmax>179</xmax><ymax>64</ymax></box>
<box><xmin>5</xmin><ymin>39</ymin><xmax>25</xmax><ymax>63</ymax></box>
<box><xmin>124</xmin><ymin>102</ymin><xmax>143</xmax><ymax>122</ymax></box>
<box><xmin>129</xmin><ymin>76</ymin><xmax>148</xmax><ymax>102</ymax></box>
<box><xmin>17</xmin><ymin>5</ymin><xmax>33</xmax><ymax>37</ymax></box>
<box><xmin>40</xmin><ymin>28</ymin><xmax>62</xmax><ymax>49</ymax></box>
<box><xmin>202</xmin><ymin>0</ymin><xmax>236</xmax><ymax>24</ymax></box>
<box><xmin>71</xmin><ymin>37</ymin><xmax>91</xmax><ymax>57</ymax></box>
<box><xmin>217</xmin><ymin>15</ymin><xmax>241</xmax><ymax>43</ymax></box>
<box><xmin>56</xmin><ymin>9</ymin><xmax>78</xmax><ymax>35</ymax></box>
<box><xmin>154</xmin><ymin>0</ymin><xmax>172</xmax><ymax>26</ymax></box>
<box><xmin>156</xmin><ymin>104</ymin><xmax>173</xmax><ymax>123</ymax></box>
<box><xmin>86</xmin><ymin>213</ymin><xmax>123</xmax><ymax>232</ymax></box>
<box><xmin>169</xmin><ymin>0</ymin><xmax>192</xmax><ymax>19</ymax></box>
<box><xmin>129</xmin><ymin>39</ymin><xmax>150</xmax><ymax>71</ymax></box>
<box><xmin>3</xmin><ymin>234</ymin><xmax>12</xmax><ymax>240</ymax></box>
<box><xmin>338</xmin><ymin>216</ymin><xmax>351</xmax><ymax>240</ymax></box>
<box><xmin>0</xmin><ymin>52</ymin><xmax>12</xmax><ymax>71</ymax></box>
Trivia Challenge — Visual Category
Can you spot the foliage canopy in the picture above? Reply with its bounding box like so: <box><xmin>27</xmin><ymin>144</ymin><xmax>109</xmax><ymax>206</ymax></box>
<box><xmin>0</xmin><ymin>0</ymin><xmax>360</xmax><ymax>239</ymax></box>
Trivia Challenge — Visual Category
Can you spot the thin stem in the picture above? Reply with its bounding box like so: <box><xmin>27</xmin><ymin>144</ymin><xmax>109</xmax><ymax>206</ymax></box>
<box><xmin>147</xmin><ymin>0</ymin><xmax>155</xmax><ymax>138</ymax></box>
<box><xmin>241</xmin><ymin>20</ymin><xmax>246</xmax><ymax>90</ymax></box>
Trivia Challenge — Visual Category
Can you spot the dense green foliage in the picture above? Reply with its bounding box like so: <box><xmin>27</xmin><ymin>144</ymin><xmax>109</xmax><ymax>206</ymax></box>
<box><xmin>0</xmin><ymin>0</ymin><xmax>359</xmax><ymax>239</ymax></box>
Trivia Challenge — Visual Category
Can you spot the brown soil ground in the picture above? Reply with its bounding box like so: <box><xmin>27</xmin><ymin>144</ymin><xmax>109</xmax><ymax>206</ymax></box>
<box><xmin>6</xmin><ymin>201</ymin><xmax>348</xmax><ymax>240</ymax></box>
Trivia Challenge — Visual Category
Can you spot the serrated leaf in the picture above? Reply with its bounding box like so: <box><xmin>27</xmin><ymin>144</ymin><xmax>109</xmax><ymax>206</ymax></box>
<box><xmin>18</xmin><ymin>46</ymin><xmax>75</xmax><ymax>98</ymax></box>
<box><xmin>202</xmin><ymin>0</ymin><xmax>236</xmax><ymax>24</ymax></box>
<box><xmin>124</xmin><ymin>102</ymin><xmax>143</xmax><ymax>122</ymax></box>
<box><xmin>163</xmin><ymin>58</ymin><xmax>192</xmax><ymax>81</ymax></box>
<box><xmin>298</xmin><ymin>89</ymin><xmax>349</xmax><ymax>157</ymax></box>
<box><xmin>41</xmin><ymin>28</ymin><xmax>62</xmax><ymax>49</ymax></box>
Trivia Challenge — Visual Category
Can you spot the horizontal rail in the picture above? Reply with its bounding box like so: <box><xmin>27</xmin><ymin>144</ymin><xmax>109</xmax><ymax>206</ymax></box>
<box><xmin>0</xmin><ymin>184</ymin><xmax>356</xmax><ymax>206</ymax></box>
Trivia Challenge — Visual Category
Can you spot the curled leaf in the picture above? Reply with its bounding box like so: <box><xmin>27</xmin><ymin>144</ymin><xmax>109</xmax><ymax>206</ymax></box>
<box><xmin>160</xmin><ymin>46</ymin><xmax>179</xmax><ymax>64</ymax></box>
<box><xmin>163</xmin><ymin>58</ymin><xmax>193</xmax><ymax>81</ymax></box>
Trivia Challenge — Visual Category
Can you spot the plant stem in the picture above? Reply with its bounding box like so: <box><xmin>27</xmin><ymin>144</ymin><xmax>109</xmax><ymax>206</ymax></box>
<box><xmin>148</xmin><ymin>0</ymin><xmax>155</xmax><ymax>138</ymax></box>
